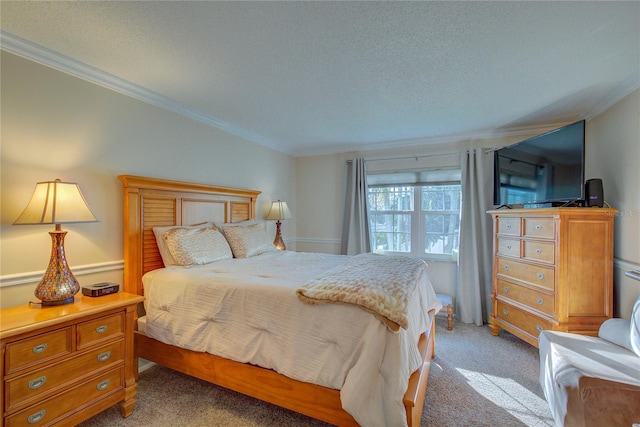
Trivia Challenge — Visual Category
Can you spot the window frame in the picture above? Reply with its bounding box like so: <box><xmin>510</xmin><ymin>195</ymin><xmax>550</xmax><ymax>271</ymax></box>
<box><xmin>368</xmin><ymin>180</ymin><xmax>461</xmax><ymax>262</ymax></box>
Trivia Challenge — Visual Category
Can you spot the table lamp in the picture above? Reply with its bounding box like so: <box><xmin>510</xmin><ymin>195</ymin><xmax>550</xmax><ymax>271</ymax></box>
<box><xmin>14</xmin><ymin>179</ymin><xmax>98</xmax><ymax>306</ymax></box>
<box><xmin>265</xmin><ymin>200</ymin><xmax>293</xmax><ymax>250</ymax></box>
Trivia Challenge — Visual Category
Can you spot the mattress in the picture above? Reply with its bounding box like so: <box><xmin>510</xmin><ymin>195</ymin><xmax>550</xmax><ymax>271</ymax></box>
<box><xmin>141</xmin><ymin>250</ymin><xmax>441</xmax><ymax>427</ymax></box>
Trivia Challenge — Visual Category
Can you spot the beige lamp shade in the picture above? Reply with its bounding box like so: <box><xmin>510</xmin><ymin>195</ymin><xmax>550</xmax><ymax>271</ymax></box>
<box><xmin>14</xmin><ymin>179</ymin><xmax>98</xmax><ymax>226</ymax></box>
<box><xmin>14</xmin><ymin>179</ymin><xmax>98</xmax><ymax>306</ymax></box>
<box><xmin>265</xmin><ymin>200</ymin><xmax>293</xmax><ymax>221</ymax></box>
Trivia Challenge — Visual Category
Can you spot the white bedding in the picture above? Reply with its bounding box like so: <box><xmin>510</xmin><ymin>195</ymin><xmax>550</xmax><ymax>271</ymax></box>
<box><xmin>142</xmin><ymin>251</ymin><xmax>441</xmax><ymax>427</ymax></box>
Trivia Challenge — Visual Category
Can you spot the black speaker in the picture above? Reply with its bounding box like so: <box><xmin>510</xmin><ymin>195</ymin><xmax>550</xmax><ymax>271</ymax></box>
<box><xmin>585</xmin><ymin>179</ymin><xmax>604</xmax><ymax>207</ymax></box>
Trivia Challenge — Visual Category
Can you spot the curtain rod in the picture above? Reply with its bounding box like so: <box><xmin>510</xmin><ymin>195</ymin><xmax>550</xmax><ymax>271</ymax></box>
<box><xmin>346</xmin><ymin>148</ymin><xmax>497</xmax><ymax>163</ymax></box>
<box><xmin>347</xmin><ymin>151</ymin><xmax>460</xmax><ymax>163</ymax></box>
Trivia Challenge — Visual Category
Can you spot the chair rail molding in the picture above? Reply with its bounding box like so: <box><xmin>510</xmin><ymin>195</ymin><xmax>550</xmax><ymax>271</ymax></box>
<box><xmin>0</xmin><ymin>260</ymin><xmax>124</xmax><ymax>288</ymax></box>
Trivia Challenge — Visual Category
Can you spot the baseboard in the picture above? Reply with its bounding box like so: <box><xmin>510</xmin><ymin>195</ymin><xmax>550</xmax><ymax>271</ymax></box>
<box><xmin>138</xmin><ymin>358</ymin><xmax>156</xmax><ymax>373</ymax></box>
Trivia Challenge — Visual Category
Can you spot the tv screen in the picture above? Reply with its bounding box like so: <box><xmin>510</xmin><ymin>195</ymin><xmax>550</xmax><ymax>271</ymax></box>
<box><xmin>493</xmin><ymin>120</ymin><xmax>585</xmax><ymax>207</ymax></box>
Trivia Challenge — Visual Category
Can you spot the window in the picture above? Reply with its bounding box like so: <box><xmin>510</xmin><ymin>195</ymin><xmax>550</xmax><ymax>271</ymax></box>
<box><xmin>368</xmin><ymin>171</ymin><xmax>461</xmax><ymax>260</ymax></box>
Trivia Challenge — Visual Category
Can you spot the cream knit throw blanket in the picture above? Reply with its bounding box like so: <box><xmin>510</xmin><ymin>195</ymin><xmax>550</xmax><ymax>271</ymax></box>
<box><xmin>296</xmin><ymin>253</ymin><xmax>427</xmax><ymax>332</ymax></box>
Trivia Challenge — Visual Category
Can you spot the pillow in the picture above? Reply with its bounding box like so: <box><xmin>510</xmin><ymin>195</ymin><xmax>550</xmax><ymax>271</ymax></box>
<box><xmin>631</xmin><ymin>296</ymin><xmax>640</xmax><ymax>357</ymax></box>
<box><xmin>214</xmin><ymin>219</ymin><xmax>256</xmax><ymax>229</ymax></box>
<box><xmin>152</xmin><ymin>223</ymin><xmax>213</xmax><ymax>266</ymax></box>
<box><xmin>163</xmin><ymin>227</ymin><xmax>232</xmax><ymax>266</ymax></box>
<box><xmin>220</xmin><ymin>223</ymin><xmax>277</xmax><ymax>258</ymax></box>
<box><xmin>598</xmin><ymin>318</ymin><xmax>632</xmax><ymax>351</ymax></box>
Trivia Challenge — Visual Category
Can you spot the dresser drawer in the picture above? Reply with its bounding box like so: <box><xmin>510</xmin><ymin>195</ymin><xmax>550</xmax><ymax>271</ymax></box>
<box><xmin>5</xmin><ymin>329</ymin><xmax>72</xmax><ymax>374</ymax></box>
<box><xmin>77</xmin><ymin>313</ymin><xmax>124</xmax><ymax>349</ymax></box>
<box><xmin>497</xmin><ymin>238</ymin><xmax>520</xmax><ymax>258</ymax></box>
<box><xmin>523</xmin><ymin>240</ymin><xmax>555</xmax><ymax>264</ymax></box>
<box><xmin>523</xmin><ymin>218</ymin><xmax>556</xmax><ymax>240</ymax></box>
<box><xmin>6</xmin><ymin>340</ymin><xmax>124</xmax><ymax>412</ymax></box>
<box><xmin>6</xmin><ymin>367</ymin><xmax>123</xmax><ymax>427</ymax></box>
<box><xmin>497</xmin><ymin>258</ymin><xmax>555</xmax><ymax>290</ymax></box>
<box><xmin>496</xmin><ymin>280</ymin><xmax>554</xmax><ymax>316</ymax></box>
<box><xmin>496</xmin><ymin>301</ymin><xmax>553</xmax><ymax>339</ymax></box>
<box><xmin>497</xmin><ymin>217</ymin><xmax>521</xmax><ymax>236</ymax></box>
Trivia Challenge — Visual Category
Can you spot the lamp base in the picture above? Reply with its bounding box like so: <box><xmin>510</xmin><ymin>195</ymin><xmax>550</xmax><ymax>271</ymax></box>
<box><xmin>41</xmin><ymin>297</ymin><xmax>75</xmax><ymax>306</ymax></box>
<box><xmin>34</xmin><ymin>230</ymin><xmax>80</xmax><ymax>305</ymax></box>
<box><xmin>273</xmin><ymin>220</ymin><xmax>286</xmax><ymax>251</ymax></box>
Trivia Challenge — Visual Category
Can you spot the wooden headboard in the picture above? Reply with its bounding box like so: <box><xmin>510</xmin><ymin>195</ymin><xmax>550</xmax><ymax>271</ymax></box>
<box><xmin>118</xmin><ymin>175</ymin><xmax>261</xmax><ymax>296</ymax></box>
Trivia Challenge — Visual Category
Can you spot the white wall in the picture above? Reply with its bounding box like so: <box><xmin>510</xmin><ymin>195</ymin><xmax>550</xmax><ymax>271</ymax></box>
<box><xmin>586</xmin><ymin>88</ymin><xmax>640</xmax><ymax>318</ymax></box>
<box><xmin>0</xmin><ymin>52</ymin><xmax>296</xmax><ymax>308</ymax></box>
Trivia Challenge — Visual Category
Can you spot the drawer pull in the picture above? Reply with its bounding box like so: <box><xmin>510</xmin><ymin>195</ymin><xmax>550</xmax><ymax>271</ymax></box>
<box><xmin>536</xmin><ymin>325</ymin><xmax>543</xmax><ymax>332</ymax></box>
<box><xmin>32</xmin><ymin>343</ymin><xmax>47</xmax><ymax>354</ymax></box>
<box><xmin>96</xmin><ymin>325</ymin><xmax>108</xmax><ymax>334</ymax></box>
<box><xmin>27</xmin><ymin>409</ymin><xmax>46</xmax><ymax>424</ymax></box>
<box><xmin>503</xmin><ymin>265</ymin><xmax>510</xmax><ymax>271</ymax></box>
<box><xmin>535</xmin><ymin>224</ymin><xmax>542</xmax><ymax>230</ymax></box>
<box><xmin>506</xmin><ymin>224</ymin><xmax>511</xmax><ymax>229</ymax></box>
<box><xmin>97</xmin><ymin>351</ymin><xmax>111</xmax><ymax>362</ymax></box>
<box><xmin>536</xmin><ymin>248</ymin><xmax>542</xmax><ymax>254</ymax></box>
<box><xmin>97</xmin><ymin>379</ymin><xmax>110</xmax><ymax>391</ymax></box>
<box><xmin>537</xmin><ymin>272</ymin><xmax>544</xmax><ymax>280</ymax></box>
<box><xmin>537</xmin><ymin>298</ymin><xmax>544</xmax><ymax>305</ymax></box>
<box><xmin>502</xmin><ymin>309</ymin><xmax>509</xmax><ymax>316</ymax></box>
<box><xmin>506</xmin><ymin>244</ymin><xmax>512</xmax><ymax>250</ymax></box>
<box><xmin>28</xmin><ymin>376</ymin><xmax>47</xmax><ymax>390</ymax></box>
<box><xmin>503</xmin><ymin>286</ymin><xmax>509</xmax><ymax>293</ymax></box>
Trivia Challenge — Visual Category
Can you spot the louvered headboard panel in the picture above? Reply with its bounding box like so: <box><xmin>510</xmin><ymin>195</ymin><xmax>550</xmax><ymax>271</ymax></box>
<box><xmin>119</xmin><ymin>175</ymin><xmax>261</xmax><ymax>296</ymax></box>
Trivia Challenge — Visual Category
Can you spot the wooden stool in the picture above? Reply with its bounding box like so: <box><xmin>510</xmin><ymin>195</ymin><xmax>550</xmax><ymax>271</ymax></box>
<box><xmin>436</xmin><ymin>294</ymin><xmax>454</xmax><ymax>330</ymax></box>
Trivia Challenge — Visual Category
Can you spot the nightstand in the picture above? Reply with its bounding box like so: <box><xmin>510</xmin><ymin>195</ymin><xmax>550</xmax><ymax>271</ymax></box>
<box><xmin>0</xmin><ymin>292</ymin><xmax>144</xmax><ymax>427</ymax></box>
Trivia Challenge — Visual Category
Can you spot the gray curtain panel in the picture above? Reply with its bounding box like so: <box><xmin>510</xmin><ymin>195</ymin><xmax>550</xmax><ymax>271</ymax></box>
<box><xmin>457</xmin><ymin>148</ymin><xmax>494</xmax><ymax>325</ymax></box>
<box><xmin>341</xmin><ymin>157</ymin><xmax>372</xmax><ymax>255</ymax></box>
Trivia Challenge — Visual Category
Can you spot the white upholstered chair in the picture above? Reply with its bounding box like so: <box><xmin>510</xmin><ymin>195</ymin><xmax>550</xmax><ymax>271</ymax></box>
<box><xmin>539</xmin><ymin>296</ymin><xmax>640</xmax><ymax>427</ymax></box>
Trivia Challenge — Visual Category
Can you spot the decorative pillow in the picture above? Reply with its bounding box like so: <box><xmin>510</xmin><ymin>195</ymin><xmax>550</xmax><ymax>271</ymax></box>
<box><xmin>163</xmin><ymin>227</ymin><xmax>232</xmax><ymax>266</ymax></box>
<box><xmin>152</xmin><ymin>223</ymin><xmax>213</xmax><ymax>266</ymax></box>
<box><xmin>220</xmin><ymin>223</ymin><xmax>277</xmax><ymax>258</ymax></box>
<box><xmin>214</xmin><ymin>219</ymin><xmax>256</xmax><ymax>229</ymax></box>
<box><xmin>631</xmin><ymin>295</ymin><xmax>640</xmax><ymax>357</ymax></box>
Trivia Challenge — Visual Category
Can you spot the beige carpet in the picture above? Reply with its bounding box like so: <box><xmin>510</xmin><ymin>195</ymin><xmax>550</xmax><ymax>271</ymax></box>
<box><xmin>79</xmin><ymin>317</ymin><xmax>555</xmax><ymax>426</ymax></box>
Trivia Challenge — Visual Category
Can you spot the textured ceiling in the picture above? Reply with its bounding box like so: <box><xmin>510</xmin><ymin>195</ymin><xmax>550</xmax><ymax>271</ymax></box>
<box><xmin>1</xmin><ymin>1</ymin><xmax>639</xmax><ymax>156</ymax></box>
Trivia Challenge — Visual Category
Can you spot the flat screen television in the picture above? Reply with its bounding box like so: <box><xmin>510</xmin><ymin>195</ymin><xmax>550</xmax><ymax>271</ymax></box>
<box><xmin>493</xmin><ymin>120</ymin><xmax>585</xmax><ymax>207</ymax></box>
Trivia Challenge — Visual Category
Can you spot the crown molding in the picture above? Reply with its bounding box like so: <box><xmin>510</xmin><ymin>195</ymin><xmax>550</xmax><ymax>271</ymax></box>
<box><xmin>0</xmin><ymin>30</ymin><xmax>294</xmax><ymax>156</ymax></box>
<box><xmin>583</xmin><ymin>71</ymin><xmax>640</xmax><ymax>122</ymax></box>
<box><xmin>290</xmin><ymin>122</ymin><xmax>573</xmax><ymax>157</ymax></box>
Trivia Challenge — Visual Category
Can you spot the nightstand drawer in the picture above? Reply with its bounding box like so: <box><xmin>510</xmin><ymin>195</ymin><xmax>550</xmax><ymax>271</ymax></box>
<box><xmin>5</xmin><ymin>329</ymin><xmax>72</xmax><ymax>374</ymax></box>
<box><xmin>497</xmin><ymin>258</ymin><xmax>555</xmax><ymax>290</ymax></box>
<box><xmin>77</xmin><ymin>313</ymin><xmax>124</xmax><ymax>349</ymax></box>
<box><xmin>497</xmin><ymin>238</ymin><xmax>520</xmax><ymax>258</ymax></box>
<box><xmin>6</xmin><ymin>340</ymin><xmax>124</xmax><ymax>411</ymax></box>
<box><xmin>523</xmin><ymin>240</ymin><xmax>555</xmax><ymax>264</ymax></box>
<box><xmin>523</xmin><ymin>218</ymin><xmax>555</xmax><ymax>240</ymax></box>
<box><xmin>498</xmin><ymin>218</ymin><xmax>521</xmax><ymax>236</ymax></box>
<box><xmin>496</xmin><ymin>280</ymin><xmax>554</xmax><ymax>315</ymax></box>
<box><xmin>496</xmin><ymin>301</ymin><xmax>553</xmax><ymax>339</ymax></box>
<box><xmin>5</xmin><ymin>367</ymin><xmax>123</xmax><ymax>427</ymax></box>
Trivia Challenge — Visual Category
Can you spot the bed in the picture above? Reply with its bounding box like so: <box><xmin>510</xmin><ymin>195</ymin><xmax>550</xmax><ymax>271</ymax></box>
<box><xmin>119</xmin><ymin>175</ymin><xmax>441</xmax><ymax>427</ymax></box>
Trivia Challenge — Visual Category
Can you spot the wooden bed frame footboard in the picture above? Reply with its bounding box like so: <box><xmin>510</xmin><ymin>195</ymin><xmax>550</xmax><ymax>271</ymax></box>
<box><xmin>135</xmin><ymin>315</ymin><xmax>435</xmax><ymax>427</ymax></box>
<box><xmin>119</xmin><ymin>175</ymin><xmax>436</xmax><ymax>426</ymax></box>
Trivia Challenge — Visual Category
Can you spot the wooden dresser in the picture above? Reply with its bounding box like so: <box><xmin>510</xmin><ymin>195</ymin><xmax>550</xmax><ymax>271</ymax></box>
<box><xmin>488</xmin><ymin>208</ymin><xmax>616</xmax><ymax>347</ymax></box>
<box><xmin>0</xmin><ymin>292</ymin><xmax>144</xmax><ymax>427</ymax></box>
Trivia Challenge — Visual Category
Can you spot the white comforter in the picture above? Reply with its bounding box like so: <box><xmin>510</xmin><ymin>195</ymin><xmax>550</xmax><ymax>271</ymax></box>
<box><xmin>142</xmin><ymin>251</ymin><xmax>441</xmax><ymax>427</ymax></box>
